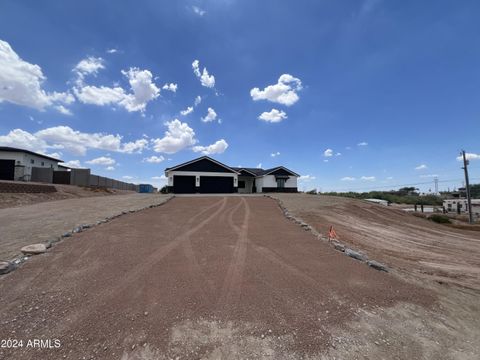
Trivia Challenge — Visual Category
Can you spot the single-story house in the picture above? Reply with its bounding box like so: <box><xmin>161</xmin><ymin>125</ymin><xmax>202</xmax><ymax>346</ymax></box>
<box><xmin>0</xmin><ymin>146</ymin><xmax>63</xmax><ymax>181</ymax></box>
<box><xmin>164</xmin><ymin>156</ymin><xmax>299</xmax><ymax>194</ymax></box>
<box><xmin>443</xmin><ymin>198</ymin><xmax>480</xmax><ymax>215</ymax></box>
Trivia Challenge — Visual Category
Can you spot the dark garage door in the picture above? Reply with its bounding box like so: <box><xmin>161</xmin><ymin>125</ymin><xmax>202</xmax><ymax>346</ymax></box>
<box><xmin>173</xmin><ymin>175</ymin><xmax>196</xmax><ymax>193</ymax></box>
<box><xmin>0</xmin><ymin>159</ymin><xmax>15</xmax><ymax>181</ymax></box>
<box><xmin>200</xmin><ymin>176</ymin><xmax>233</xmax><ymax>193</ymax></box>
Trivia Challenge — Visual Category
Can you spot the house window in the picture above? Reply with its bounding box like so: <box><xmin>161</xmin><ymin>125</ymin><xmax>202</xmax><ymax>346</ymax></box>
<box><xmin>41</xmin><ymin>161</ymin><xmax>45</xmax><ymax>166</ymax></box>
<box><xmin>276</xmin><ymin>178</ymin><xmax>286</xmax><ymax>188</ymax></box>
<box><xmin>30</xmin><ymin>159</ymin><xmax>34</xmax><ymax>164</ymax></box>
<box><xmin>238</xmin><ymin>180</ymin><xmax>246</xmax><ymax>188</ymax></box>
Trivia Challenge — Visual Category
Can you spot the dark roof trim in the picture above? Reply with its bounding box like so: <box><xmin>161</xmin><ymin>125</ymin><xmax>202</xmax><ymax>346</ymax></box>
<box><xmin>263</xmin><ymin>166</ymin><xmax>300</xmax><ymax>177</ymax></box>
<box><xmin>165</xmin><ymin>156</ymin><xmax>240</xmax><ymax>174</ymax></box>
<box><xmin>0</xmin><ymin>146</ymin><xmax>63</xmax><ymax>162</ymax></box>
<box><xmin>234</xmin><ymin>168</ymin><xmax>258</xmax><ymax>176</ymax></box>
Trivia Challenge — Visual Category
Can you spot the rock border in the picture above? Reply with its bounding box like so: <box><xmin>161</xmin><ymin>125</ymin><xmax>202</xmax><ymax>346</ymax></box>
<box><xmin>266</xmin><ymin>195</ymin><xmax>389</xmax><ymax>272</ymax></box>
<box><xmin>0</xmin><ymin>196</ymin><xmax>175</xmax><ymax>276</ymax></box>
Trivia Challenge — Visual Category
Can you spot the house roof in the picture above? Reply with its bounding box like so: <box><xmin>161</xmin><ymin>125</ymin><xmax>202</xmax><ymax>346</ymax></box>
<box><xmin>165</xmin><ymin>157</ymin><xmax>300</xmax><ymax>178</ymax></box>
<box><xmin>231</xmin><ymin>167</ymin><xmax>265</xmax><ymax>176</ymax></box>
<box><xmin>232</xmin><ymin>166</ymin><xmax>300</xmax><ymax>177</ymax></box>
<box><xmin>262</xmin><ymin>166</ymin><xmax>300</xmax><ymax>177</ymax></box>
<box><xmin>165</xmin><ymin>156</ymin><xmax>240</xmax><ymax>174</ymax></box>
<box><xmin>0</xmin><ymin>146</ymin><xmax>63</xmax><ymax>162</ymax></box>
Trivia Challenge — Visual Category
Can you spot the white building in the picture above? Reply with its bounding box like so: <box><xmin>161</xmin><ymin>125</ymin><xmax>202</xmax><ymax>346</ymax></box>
<box><xmin>0</xmin><ymin>147</ymin><xmax>63</xmax><ymax>181</ymax></box>
<box><xmin>443</xmin><ymin>199</ymin><xmax>480</xmax><ymax>216</ymax></box>
<box><xmin>365</xmin><ymin>198</ymin><xmax>389</xmax><ymax>206</ymax></box>
<box><xmin>165</xmin><ymin>156</ymin><xmax>299</xmax><ymax>194</ymax></box>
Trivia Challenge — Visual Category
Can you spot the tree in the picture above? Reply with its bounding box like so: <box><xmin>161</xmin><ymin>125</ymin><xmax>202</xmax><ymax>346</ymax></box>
<box><xmin>470</xmin><ymin>183</ymin><xmax>480</xmax><ymax>199</ymax></box>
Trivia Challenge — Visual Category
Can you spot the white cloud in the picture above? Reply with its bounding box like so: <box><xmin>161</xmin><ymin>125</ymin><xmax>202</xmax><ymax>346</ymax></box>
<box><xmin>74</xmin><ymin>67</ymin><xmax>160</xmax><ymax>113</ymax></box>
<box><xmin>106</xmin><ymin>166</ymin><xmax>115</xmax><ymax>171</ymax></box>
<box><xmin>324</xmin><ymin>148</ymin><xmax>333</xmax><ymax>157</ymax></box>
<box><xmin>143</xmin><ymin>155</ymin><xmax>165</xmax><ymax>163</ymax></box>
<box><xmin>250</xmin><ymin>74</ymin><xmax>302</xmax><ymax>106</ymax></box>
<box><xmin>357</xmin><ymin>141</ymin><xmax>368</xmax><ymax>146</ymax></box>
<box><xmin>258</xmin><ymin>109</ymin><xmax>287</xmax><ymax>123</ymax></box>
<box><xmin>86</xmin><ymin>156</ymin><xmax>116</xmax><ymax>166</ymax></box>
<box><xmin>201</xmin><ymin>107</ymin><xmax>218</xmax><ymax>123</ymax></box>
<box><xmin>120</xmin><ymin>68</ymin><xmax>160</xmax><ymax>112</ymax></box>
<box><xmin>415</xmin><ymin>164</ymin><xmax>427</xmax><ymax>170</ymax></box>
<box><xmin>192</xmin><ymin>60</ymin><xmax>215</xmax><ymax>88</ymax></box>
<box><xmin>162</xmin><ymin>83</ymin><xmax>177</xmax><ymax>93</ymax></box>
<box><xmin>323</xmin><ymin>159</ymin><xmax>329</xmax><ymax>163</ymax></box>
<box><xmin>194</xmin><ymin>95</ymin><xmax>202</xmax><ymax>106</ymax></box>
<box><xmin>345</xmin><ymin>146</ymin><xmax>352</xmax><ymax>150</ymax></box>
<box><xmin>299</xmin><ymin>175</ymin><xmax>316</xmax><ymax>181</ymax></box>
<box><xmin>336</xmin><ymin>152</ymin><xmax>342</xmax><ymax>156</ymax></box>
<box><xmin>0</xmin><ymin>126</ymin><xmax>148</xmax><ymax>156</ymax></box>
<box><xmin>55</xmin><ymin>105</ymin><xmax>73</xmax><ymax>116</ymax></box>
<box><xmin>341</xmin><ymin>176</ymin><xmax>356</xmax><ymax>181</ymax></box>
<box><xmin>151</xmin><ymin>175</ymin><xmax>167</xmax><ymax>180</ymax></box>
<box><xmin>270</xmin><ymin>151</ymin><xmax>280</xmax><ymax>157</ymax></box>
<box><xmin>74</xmin><ymin>56</ymin><xmax>105</xmax><ymax>78</ymax></box>
<box><xmin>74</xmin><ymin>85</ymin><xmax>127</xmax><ymax>106</ymax></box>
<box><xmin>257</xmin><ymin>163</ymin><xmax>262</xmax><ymax>168</ymax></box>
<box><xmin>386</xmin><ymin>176</ymin><xmax>394</xmax><ymax>180</ymax></box>
<box><xmin>106</xmin><ymin>48</ymin><xmax>118</xmax><ymax>54</ymax></box>
<box><xmin>152</xmin><ymin>119</ymin><xmax>197</xmax><ymax>154</ymax></box>
<box><xmin>121</xmin><ymin>139</ymin><xmax>149</xmax><ymax>154</ymax></box>
<box><xmin>420</xmin><ymin>174</ymin><xmax>438</xmax><ymax>178</ymax></box>
<box><xmin>192</xmin><ymin>6</ymin><xmax>206</xmax><ymax>16</ymax></box>
<box><xmin>0</xmin><ymin>39</ymin><xmax>74</xmax><ymax>113</ymax></box>
<box><xmin>192</xmin><ymin>139</ymin><xmax>228</xmax><ymax>155</ymax></box>
<box><xmin>360</xmin><ymin>176</ymin><xmax>376</xmax><ymax>181</ymax></box>
<box><xmin>456</xmin><ymin>153</ymin><xmax>480</xmax><ymax>161</ymax></box>
<box><xmin>180</xmin><ymin>106</ymin><xmax>193</xmax><ymax>116</ymax></box>
<box><xmin>60</xmin><ymin>160</ymin><xmax>82</xmax><ymax>168</ymax></box>
<box><xmin>122</xmin><ymin>175</ymin><xmax>134</xmax><ymax>180</ymax></box>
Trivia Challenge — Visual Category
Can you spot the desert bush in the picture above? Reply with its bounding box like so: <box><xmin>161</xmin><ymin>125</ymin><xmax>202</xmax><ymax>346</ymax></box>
<box><xmin>428</xmin><ymin>214</ymin><xmax>451</xmax><ymax>224</ymax></box>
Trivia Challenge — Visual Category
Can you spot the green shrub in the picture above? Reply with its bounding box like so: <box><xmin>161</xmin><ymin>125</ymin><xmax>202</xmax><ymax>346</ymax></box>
<box><xmin>428</xmin><ymin>214</ymin><xmax>451</xmax><ymax>224</ymax></box>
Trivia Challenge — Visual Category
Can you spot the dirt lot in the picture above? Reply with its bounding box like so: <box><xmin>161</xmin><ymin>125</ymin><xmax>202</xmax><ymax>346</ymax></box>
<box><xmin>1</xmin><ymin>196</ymin><xmax>478</xmax><ymax>359</ymax></box>
<box><xmin>0</xmin><ymin>183</ymin><xmax>136</xmax><ymax>209</ymax></box>
<box><xmin>0</xmin><ymin>194</ymin><xmax>171</xmax><ymax>261</ymax></box>
<box><xmin>272</xmin><ymin>194</ymin><xmax>480</xmax><ymax>291</ymax></box>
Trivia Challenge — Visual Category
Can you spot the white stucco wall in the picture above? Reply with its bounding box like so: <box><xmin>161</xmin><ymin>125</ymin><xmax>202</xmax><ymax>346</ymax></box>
<box><xmin>238</xmin><ymin>176</ymin><xmax>254</xmax><ymax>194</ymax></box>
<box><xmin>0</xmin><ymin>151</ymin><xmax>60</xmax><ymax>180</ymax></box>
<box><xmin>256</xmin><ymin>175</ymin><xmax>298</xmax><ymax>192</ymax></box>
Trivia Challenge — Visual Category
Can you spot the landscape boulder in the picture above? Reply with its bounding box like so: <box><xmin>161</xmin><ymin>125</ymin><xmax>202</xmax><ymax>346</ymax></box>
<box><xmin>367</xmin><ymin>260</ymin><xmax>389</xmax><ymax>272</ymax></box>
<box><xmin>21</xmin><ymin>244</ymin><xmax>47</xmax><ymax>255</ymax></box>
<box><xmin>0</xmin><ymin>261</ymin><xmax>14</xmax><ymax>275</ymax></box>
<box><xmin>332</xmin><ymin>241</ymin><xmax>345</xmax><ymax>252</ymax></box>
<box><xmin>345</xmin><ymin>248</ymin><xmax>367</xmax><ymax>262</ymax></box>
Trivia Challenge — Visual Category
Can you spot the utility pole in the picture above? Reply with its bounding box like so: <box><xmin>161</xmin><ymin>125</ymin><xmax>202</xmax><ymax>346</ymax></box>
<box><xmin>434</xmin><ymin>176</ymin><xmax>438</xmax><ymax>195</ymax></box>
<box><xmin>461</xmin><ymin>150</ymin><xmax>474</xmax><ymax>224</ymax></box>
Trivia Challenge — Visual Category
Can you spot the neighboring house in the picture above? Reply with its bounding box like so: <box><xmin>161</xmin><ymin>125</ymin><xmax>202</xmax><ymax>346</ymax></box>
<box><xmin>443</xmin><ymin>199</ymin><xmax>480</xmax><ymax>216</ymax></box>
<box><xmin>165</xmin><ymin>156</ymin><xmax>299</xmax><ymax>194</ymax></box>
<box><xmin>0</xmin><ymin>146</ymin><xmax>62</xmax><ymax>181</ymax></box>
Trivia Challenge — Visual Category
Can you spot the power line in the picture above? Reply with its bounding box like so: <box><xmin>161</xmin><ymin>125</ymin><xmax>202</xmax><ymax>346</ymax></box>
<box><xmin>326</xmin><ymin>177</ymin><xmax>480</xmax><ymax>193</ymax></box>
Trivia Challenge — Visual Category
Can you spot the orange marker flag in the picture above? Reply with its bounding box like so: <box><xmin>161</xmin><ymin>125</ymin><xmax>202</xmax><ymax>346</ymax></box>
<box><xmin>328</xmin><ymin>225</ymin><xmax>337</xmax><ymax>241</ymax></box>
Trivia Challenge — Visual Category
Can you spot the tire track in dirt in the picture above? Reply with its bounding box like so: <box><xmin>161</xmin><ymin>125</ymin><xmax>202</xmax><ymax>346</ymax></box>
<box><xmin>56</xmin><ymin>197</ymin><xmax>228</xmax><ymax>334</ymax></box>
<box><xmin>217</xmin><ymin>197</ymin><xmax>250</xmax><ymax>310</ymax></box>
<box><xmin>181</xmin><ymin>197</ymin><xmax>230</xmax><ymax>301</ymax></box>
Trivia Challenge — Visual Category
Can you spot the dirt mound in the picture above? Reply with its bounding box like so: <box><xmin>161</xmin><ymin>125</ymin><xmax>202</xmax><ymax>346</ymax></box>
<box><xmin>0</xmin><ymin>183</ymin><xmax>135</xmax><ymax>209</ymax></box>
<box><xmin>273</xmin><ymin>193</ymin><xmax>480</xmax><ymax>291</ymax></box>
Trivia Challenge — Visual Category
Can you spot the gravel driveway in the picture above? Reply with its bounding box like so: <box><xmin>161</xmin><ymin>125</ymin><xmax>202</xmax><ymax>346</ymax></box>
<box><xmin>0</xmin><ymin>196</ymin><xmax>436</xmax><ymax>359</ymax></box>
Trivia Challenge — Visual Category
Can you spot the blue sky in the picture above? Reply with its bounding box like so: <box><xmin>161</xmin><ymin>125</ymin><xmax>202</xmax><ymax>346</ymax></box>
<box><xmin>0</xmin><ymin>0</ymin><xmax>479</xmax><ymax>192</ymax></box>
